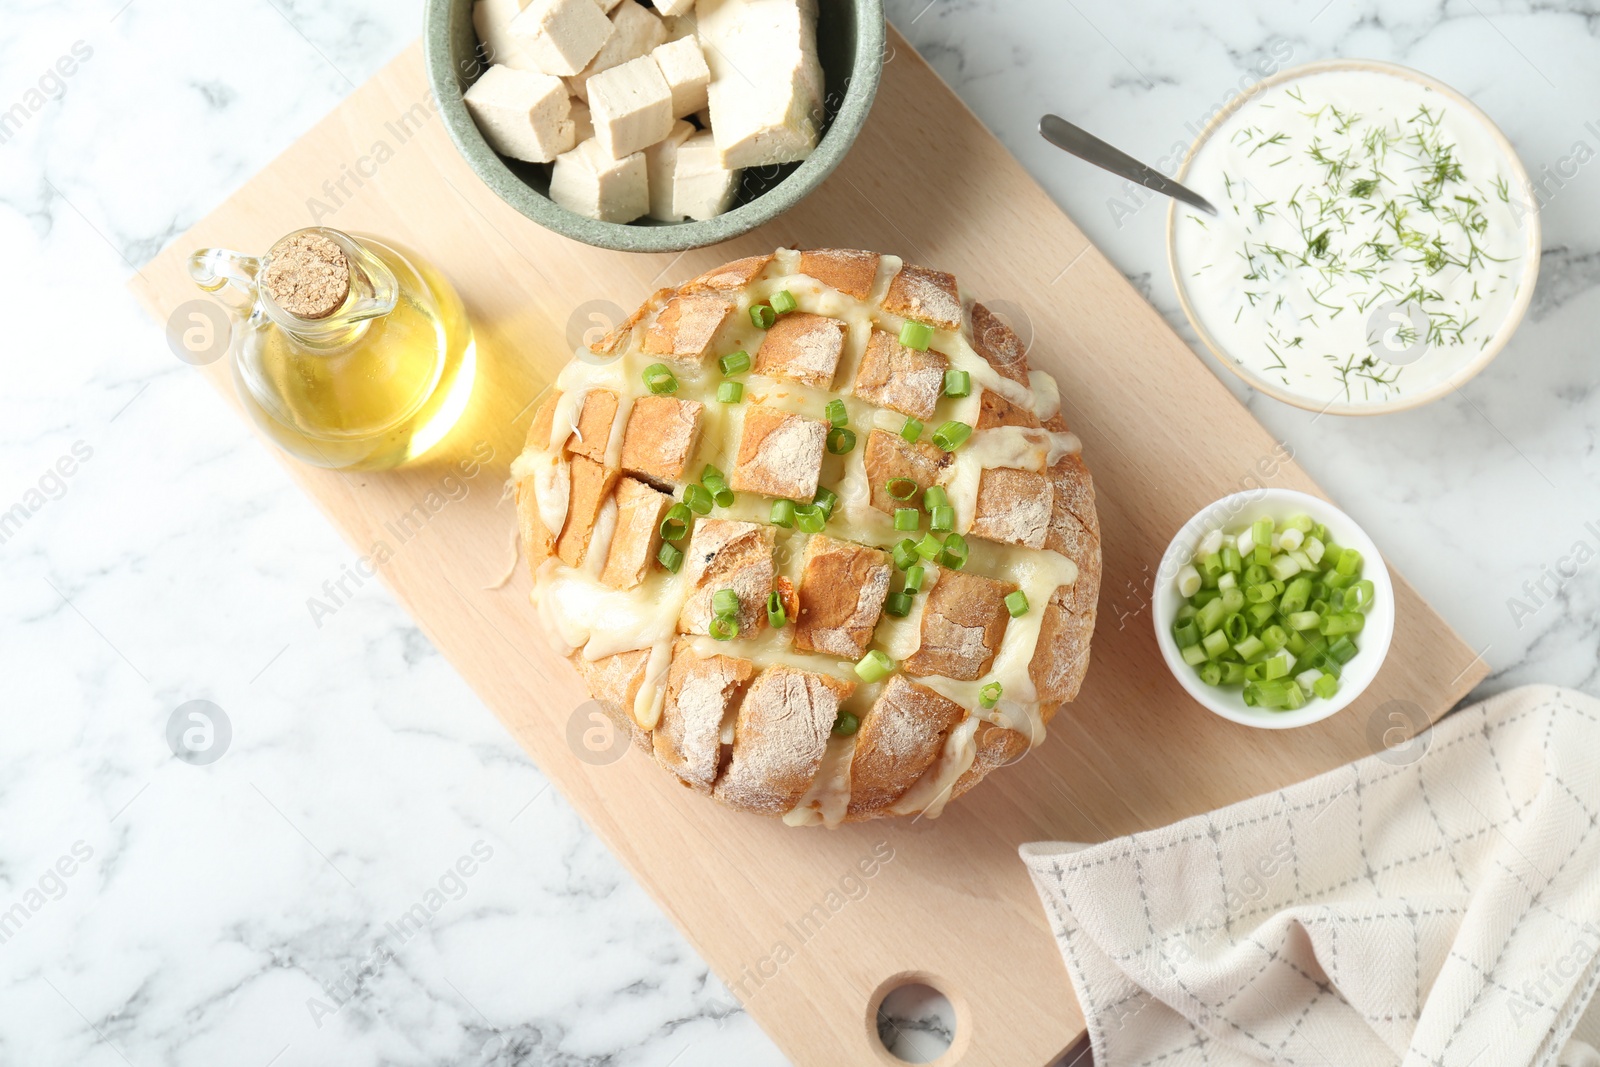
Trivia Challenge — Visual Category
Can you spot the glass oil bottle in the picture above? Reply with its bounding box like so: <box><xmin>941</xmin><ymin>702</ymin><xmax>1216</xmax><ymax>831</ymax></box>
<box><xmin>188</xmin><ymin>227</ymin><xmax>476</xmax><ymax>471</ymax></box>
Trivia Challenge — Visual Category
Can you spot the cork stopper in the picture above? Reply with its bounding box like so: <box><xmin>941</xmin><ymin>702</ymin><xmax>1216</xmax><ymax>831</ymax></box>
<box><xmin>260</xmin><ymin>232</ymin><xmax>351</xmax><ymax>320</ymax></box>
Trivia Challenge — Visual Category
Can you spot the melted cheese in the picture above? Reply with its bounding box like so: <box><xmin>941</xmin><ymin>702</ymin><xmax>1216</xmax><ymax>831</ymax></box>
<box><xmin>782</xmin><ymin>734</ymin><xmax>857</xmax><ymax>828</ymax></box>
<box><xmin>888</xmin><ymin>716</ymin><xmax>980</xmax><ymax>819</ymax></box>
<box><xmin>521</xmin><ymin>249</ymin><xmax>1086</xmax><ymax>823</ymax></box>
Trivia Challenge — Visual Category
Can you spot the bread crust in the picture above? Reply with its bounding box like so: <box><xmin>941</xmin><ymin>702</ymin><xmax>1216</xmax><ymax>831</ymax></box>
<box><xmin>518</xmin><ymin>249</ymin><xmax>1101</xmax><ymax>823</ymax></box>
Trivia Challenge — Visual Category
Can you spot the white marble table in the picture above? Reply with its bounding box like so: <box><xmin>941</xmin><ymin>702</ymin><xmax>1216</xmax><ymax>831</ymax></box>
<box><xmin>3</xmin><ymin>1</ymin><xmax>1596</xmax><ymax>1063</ymax></box>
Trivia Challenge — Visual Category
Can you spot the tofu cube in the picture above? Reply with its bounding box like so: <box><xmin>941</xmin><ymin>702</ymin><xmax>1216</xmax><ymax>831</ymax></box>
<box><xmin>969</xmin><ymin>467</ymin><xmax>1053</xmax><ymax>549</ymax></box>
<box><xmin>728</xmin><ymin>405</ymin><xmax>826</xmax><ymax>502</ymax></box>
<box><xmin>588</xmin><ymin>54</ymin><xmax>674</xmax><ymax>159</ymax></box>
<box><xmin>463</xmin><ymin>65</ymin><xmax>575</xmax><ymax>164</ymax></box>
<box><xmin>594</xmin><ymin>0</ymin><xmax>623</xmax><ymax>11</ymax></box>
<box><xmin>654</xmin><ymin>0</ymin><xmax>696</xmax><ymax>15</ymax></box>
<box><xmin>862</xmin><ymin>430</ymin><xmax>952</xmax><ymax>514</ymax></box>
<box><xmin>568</xmin><ymin>97</ymin><xmax>594</xmax><ymax>142</ymax></box>
<box><xmin>670</xmin><ymin>130</ymin><xmax>741</xmax><ymax>221</ymax></box>
<box><xmin>644</xmin><ymin>120</ymin><xmax>696</xmax><ymax>222</ymax></box>
<box><xmin>642</xmin><ymin>292</ymin><xmax>735</xmax><ymax>363</ymax></box>
<box><xmin>556</xmin><ymin>455</ymin><xmax>619</xmax><ymax>568</ymax></box>
<box><xmin>568</xmin><ymin>0</ymin><xmax>667</xmax><ymax>101</ymax></box>
<box><xmin>905</xmin><ymin>570</ymin><xmax>1017</xmax><ymax>681</ymax></box>
<box><xmin>509</xmin><ymin>0</ymin><xmax>614</xmax><ymax>76</ymax></box>
<box><xmin>753</xmin><ymin>312</ymin><xmax>848</xmax><ymax>388</ymax></box>
<box><xmin>794</xmin><ymin>535</ymin><xmax>892</xmax><ymax>658</ymax></box>
<box><xmin>600</xmin><ymin>476</ymin><xmax>672</xmax><ymax>590</ymax></box>
<box><xmin>652</xmin><ymin>36</ymin><xmax>709</xmax><ymax>118</ymax></box>
<box><xmin>473</xmin><ymin>0</ymin><xmax>541</xmax><ymax>71</ymax></box>
<box><xmin>677</xmin><ymin>520</ymin><xmax>777</xmax><ymax>637</ymax></box>
<box><xmin>851</xmin><ymin>327</ymin><xmax>947</xmax><ymax>421</ymax></box>
<box><xmin>620</xmin><ymin>395</ymin><xmax>705</xmax><ymax>485</ymax></box>
<box><xmin>699</xmin><ymin>0</ymin><xmax>826</xmax><ymax>168</ymax></box>
<box><xmin>549</xmin><ymin>137</ymin><xmax>648</xmax><ymax>222</ymax></box>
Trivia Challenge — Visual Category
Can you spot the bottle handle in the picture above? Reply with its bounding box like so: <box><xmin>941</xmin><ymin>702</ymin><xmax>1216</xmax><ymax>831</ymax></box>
<box><xmin>188</xmin><ymin>248</ymin><xmax>261</xmax><ymax>313</ymax></box>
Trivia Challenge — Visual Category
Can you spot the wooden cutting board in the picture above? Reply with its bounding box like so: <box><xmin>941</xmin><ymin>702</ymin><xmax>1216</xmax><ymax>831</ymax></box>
<box><xmin>130</xmin><ymin>31</ymin><xmax>1487</xmax><ymax>1067</ymax></box>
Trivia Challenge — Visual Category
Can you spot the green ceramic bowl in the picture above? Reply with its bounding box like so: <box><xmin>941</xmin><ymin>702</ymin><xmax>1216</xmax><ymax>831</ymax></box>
<box><xmin>424</xmin><ymin>0</ymin><xmax>885</xmax><ymax>253</ymax></box>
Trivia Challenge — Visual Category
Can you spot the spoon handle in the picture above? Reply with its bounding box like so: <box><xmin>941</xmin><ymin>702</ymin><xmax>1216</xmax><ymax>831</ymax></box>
<box><xmin>1039</xmin><ymin>113</ymin><xmax>1218</xmax><ymax>216</ymax></box>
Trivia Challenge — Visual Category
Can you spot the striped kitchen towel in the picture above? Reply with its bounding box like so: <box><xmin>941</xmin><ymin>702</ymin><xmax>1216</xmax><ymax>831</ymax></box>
<box><xmin>1021</xmin><ymin>685</ymin><xmax>1600</xmax><ymax>1067</ymax></box>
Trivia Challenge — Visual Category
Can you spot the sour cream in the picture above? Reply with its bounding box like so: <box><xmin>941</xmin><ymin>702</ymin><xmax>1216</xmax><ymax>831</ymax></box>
<box><xmin>1172</xmin><ymin>66</ymin><xmax>1536</xmax><ymax>410</ymax></box>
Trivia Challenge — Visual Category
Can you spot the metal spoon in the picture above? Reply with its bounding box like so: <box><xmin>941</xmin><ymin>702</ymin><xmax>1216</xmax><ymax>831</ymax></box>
<box><xmin>1039</xmin><ymin>113</ymin><xmax>1217</xmax><ymax>216</ymax></box>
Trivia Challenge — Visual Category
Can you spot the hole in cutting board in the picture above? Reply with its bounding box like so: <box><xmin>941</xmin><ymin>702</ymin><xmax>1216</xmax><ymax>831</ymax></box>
<box><xmin>868</xmin><ymin>972</ymin><xmax>968</xmax><ymax>1065</ymax></box>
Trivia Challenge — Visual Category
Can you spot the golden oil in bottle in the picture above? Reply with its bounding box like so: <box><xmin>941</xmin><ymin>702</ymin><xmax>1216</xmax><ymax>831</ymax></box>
<box><xmin>189</xmin><ymin>228</ymin><xmax>476</xmax><ymax>471</ymax></box>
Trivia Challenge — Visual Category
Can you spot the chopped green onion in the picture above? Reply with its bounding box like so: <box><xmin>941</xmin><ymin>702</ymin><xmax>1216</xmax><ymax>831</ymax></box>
<box><xmin>1313</xmin><ymin>673</ymin><xmax>1339</xmax><ymax>700</ymax></box>
<box><xmin>825</xmin><ymin>399</ymin><xmax>848</xmax><ymax>427</ymax></box>
<box><xmin>900</xmin><ymin>417</ymin><xmax>923</xmax><ymax>443</ymax></box>
<box><xmin>770</xmin><ymin>499</ymin><xmax>795</xmax><ymax>528</ymax></box>
<box><xmin>710</xmin><ymin>616</ymin><xmax>739</xmax><ymax>641</ymax></box>
<box><xmin>1252</xmin><ymin>516</ymin><xmax>1274</xmax><ymax>546</ymax></box>
<box><xmin>660</xmin><ymin>503</ymin><xmax>691</xmax><ymax>541</ymax></box>
<box><xmin>922</xmin><ymin>485</ymin><xmax>948</xmax><ymax>510</ymax></box>
<box><xmin>1336</xmin><ymin>547</ymin><xmax>1363</xmax><ymax>577</ymax></box>
<box><xmin>1234</xmin><ymin>635</ymin><xmax>1266</xmax><ymax>661</ymax></box>
<box><xmin>712</xmin><ymin>589</ymin><xmax>740</xmax><ymax>618</ymax></box>
<box><xmin>915</xmin><ymin>532</ymin><xmax>943</xmax><ymax>560</ymax></box>
<box><xmin>1347</xmin><ymin>579</ymin><xmax>1375</xmax><ymax>612</ymax></box>
<box><xmin>683</xmin><ymin>484</ymin><xmax>713</xmax><ymax>515</ymax></box>
<box><xmin>1286</xmin><ymin>610</ymin><xmax>1321</xmax><ymax>631</ymax></box>
<box><xmin>1199</xmin><ymin>661</ymin><xmax>1224</xmax><ymax>685</ymax></box>
<box><xmin>831</xmin><ymin>711</ymin><xmax>860</xmax><ymax>736</ymax></box>
<box><xmin>899</xmin><ymin>320</ymin><xmax>933</xmax><ymax>350</ymax></box>
<box><xmin>643</xmin><ymin>363</ymin><xmax>677</xmax><ymax>395</ymax></box>
<box><xmin>1005</xmin><ymin>590</ymin><xmax>1029</xmax><ymax>617</ymax></box>
<box><xmin>770</xmin><ymin>289</ymin><xmax>798</xmax><ymax>315</ymax></box>
<box><xmin>894</xmin><ymin>508</ymin><xmax>920</xmax><ymax>531</ymax></box>
<box><xmin>750</xmin><ymin>304</ymin><xmax>776</xmax><ymax>329</ymax></box>
<box><xmin>939</xmin><ymin>533</ymin><xmax>969</xmax><ymax>570</ymax></box>
<box><xmin>854</xmin><ymin>650</ymin><xmax>895</xmax><ymax>683</ymax></box>
<box><xmin>1183</xmin><ymin>644</ymin><xmax>1209</xmax><ymax>667</ymax></box>
<box><xmin>719</xmin><ymin>350</ymin><xmax>751</xmax><ymax>375</ymax></box>
<box><xmin>943</xmin><ymin>369</ymin><xmax>970</xmax><ymax>397</ymax></box>
<box><xmin>794</xmin><ymin>503</ymin><xmax>826</xmax><ymax>533</ymax></box>
<box><xmin>1173</xmin><ymin>621</ymin><xmax>1201</xmax><ymax>649</ymax></box>
<box><xmin>979</xmin><ymin>682</ymin><xmax>1002</xmax><ymax>708</ymax></box>
<box><xmin>717</xmin><ymin>380</ymin><xmax>743</xmax><ymax>404</ymax></box>
<box><xmin>767</xmin><ymin>591</ymin><xmax>786</xmax><ymax>628</ymax></box>
<box><xmin>930</xmin><ymin>505</ymin><xmax>954</xmax><ymax>532</ymax></box>
<box><xmin>702</xmin><ymin>471</ymin><xmax>734</xmax><ymax>508</ymax></box>
<box><xmin>1223</xmin><ymin>613</ymin><xmax>1249</xmax><ymax>643</ymax></box>
<box><xmin>657</xmin><ymin>542</ymin><xmax>683</xmax><ymax>573</ymax></box>
<box><xmin>892</xmin><ymin>539</ymin><xmax>919</xmax><ymax>570</ymax></box>
<box><xmin>886</xmin><ymin>477</ymin><xmax>918</xmax><ymax>501</ymax></box>
<box><xmin>1201</xmin><ymin>630</ymin><xmax>1230</xmax><ymax>659</ymax></box>
<box><xmin>1267</xmin><ymin>554</ymin><xmax>1303</xmax><ymax>581</ymax></box>
<box><xmin>884</xmin><ymin>591</ymin><xmax>913</xmax><ymax>617</ymax></box>
<box><xmin>1328</xmin><ymin>636</ymin><xmax>1359</xmax><ymax>664</ymax></box>
<box><xmin>827</xmin><ymin>427</ymin><xmax>857</xmax><ymax>454</ymax></box>
<box><xmin>813</xmin><ymin>487</ymin><xmax>838</xmax><ymax>516</ymax></box>
<box><xmin>931</xmin><ymin>421</ymin><xmax>972</xmax><ymax>452</ymax></box>
<box><xmin>904</xmin><ymin>565</ymin><xmax>925</xmax><ymax>593</ymax></box>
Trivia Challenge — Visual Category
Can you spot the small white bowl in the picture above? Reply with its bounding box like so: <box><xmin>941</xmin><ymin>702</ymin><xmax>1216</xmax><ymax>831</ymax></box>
<box><xmin>1152</xmin><ymin>488</ymin><xmax>1395</xmax><ymax>729</ymax></box>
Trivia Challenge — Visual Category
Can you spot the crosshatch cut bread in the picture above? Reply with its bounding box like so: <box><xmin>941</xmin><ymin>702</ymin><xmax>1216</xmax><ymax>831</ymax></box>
<box><xmin>512</xmin><ymin>248</ymin><xmax>1100</xmax><ymax>826</ymax></box>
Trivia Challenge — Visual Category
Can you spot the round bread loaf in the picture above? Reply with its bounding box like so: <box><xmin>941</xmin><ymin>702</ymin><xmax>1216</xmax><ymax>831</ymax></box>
<box><xmin>513</xmin><ymin>249</ymin><xmax>1100</xmax><ymax>825</ymax></box>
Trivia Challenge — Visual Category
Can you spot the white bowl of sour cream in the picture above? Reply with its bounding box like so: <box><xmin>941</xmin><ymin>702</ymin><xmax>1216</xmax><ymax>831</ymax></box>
<box><xmin>1168</xmin><ymin>60</ymin><xmax>1541</xmax><ymax>415</ymax></box>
